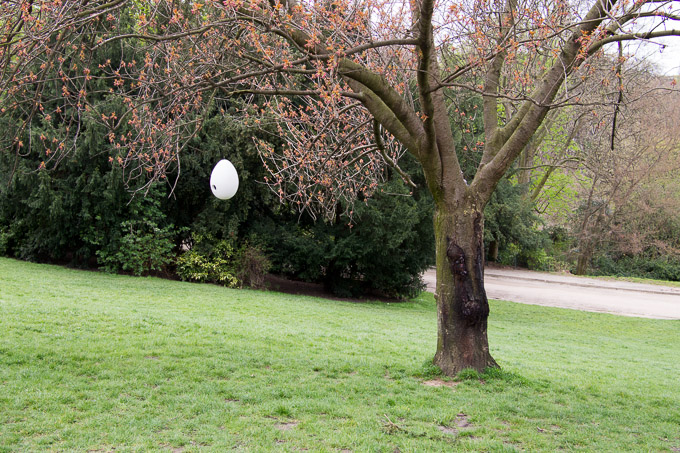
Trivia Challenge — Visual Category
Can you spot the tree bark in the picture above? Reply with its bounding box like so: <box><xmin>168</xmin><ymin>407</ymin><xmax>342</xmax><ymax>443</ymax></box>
<box><xmin>432</xmin><ymin>199</ymin><xmax>498</xmax><ymax>375</ymax></box>
<box><xmin>574</xmin><ymin>244</ymin><xmax>593</xmax><ymax>275</ymax></box>
<box><xmin>487</xmin><ymin>240</ymin><xmax>499</xmax><ymax>262</ymax></box>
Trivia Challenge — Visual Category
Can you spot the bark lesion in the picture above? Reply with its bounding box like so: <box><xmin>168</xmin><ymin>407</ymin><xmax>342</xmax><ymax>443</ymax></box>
<box><xmin>445</xmin><ymin>237</ymin><xmax>489</xmax><ymax>325</ymax></box>
<box><xmin>446</xmin><ymin>240</ymin><xmax>467</xmax><ymax>276</ymax></box>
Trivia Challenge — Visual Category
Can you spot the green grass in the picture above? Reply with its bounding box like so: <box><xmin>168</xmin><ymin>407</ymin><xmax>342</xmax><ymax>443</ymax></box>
<box><xmin>1</xmin><ymin>257</ymin><xmax>679</xmax><ymax>452</ymax></box>
<box><xmin>589</xmin><ymin>274</ymin><xmax>680</xmax><ymax>288</ymax></box>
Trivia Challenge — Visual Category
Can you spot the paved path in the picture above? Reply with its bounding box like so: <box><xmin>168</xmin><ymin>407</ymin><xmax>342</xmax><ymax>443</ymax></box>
<box><xmin>422</xmin><ymin>267</ymin><xmax>680</xmax><ymax>319</ymax></box>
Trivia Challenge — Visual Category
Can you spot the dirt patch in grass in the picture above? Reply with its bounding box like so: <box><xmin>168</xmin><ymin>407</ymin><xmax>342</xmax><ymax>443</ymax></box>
<box><xmin>438</xmin><ymin>425</ymin><xmax>457</xmax><ymax>435</ymax></box>
<box><xmin>422</xmin><ymin>379</ymin><xmax>458</xmax><ymax>388</ymax></box>
<box><xmin>455</xmin><ymin>413</ymin><xmax>471</xmax><ymax>428</ymax></box>
<box><xmin>274</xmin><ymin>421</ymin><xmax>299</xmax><ymax>431</ymax></box>
<box><xmin>438</xmin><ymin>413</ymin><xmax>472</xmax><ymax>436</ymax></box>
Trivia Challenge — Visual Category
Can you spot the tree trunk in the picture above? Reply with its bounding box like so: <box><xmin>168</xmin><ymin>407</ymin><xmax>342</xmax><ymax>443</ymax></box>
<box><xmin>487</xmin><ymin>240</ymin><xmax>499</xmax><ymax>262</ymax></box>
<box><xmin>574</xmin><ymin>241</ymin><xmax>593</xmax><ymax>275</ymax></box>
<box><xmin>517</xmin><ymin>144</ymin><xmax>534</xmax><ymax>186</ymax></box>
<box><xmin>433</xmin><ymin>200</ymin><xmax>498</xmax><ymax>376</ymax></box>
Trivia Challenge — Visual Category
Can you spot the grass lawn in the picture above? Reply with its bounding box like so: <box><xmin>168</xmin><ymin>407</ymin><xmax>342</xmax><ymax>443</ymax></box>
<box><xmin>589</xmin><ymin>274</ymin><xmax>680</xmax><ymax>288</ymax></box>
<box><xmin>1</xmin><ymin>257</ymin><xmax>679</xmax><ymax>452</ymax></box>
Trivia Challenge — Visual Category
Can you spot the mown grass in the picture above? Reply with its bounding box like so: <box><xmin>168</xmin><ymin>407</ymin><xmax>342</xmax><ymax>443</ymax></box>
<box><xmin>590</xmin><ymin>274</ymin><xmax>680</xmax><ymax>288</ymax></box>
<box><xmin>1</xmin><ymin>256</ymin><xmax>679</xmax><ymax>452</ymax></box>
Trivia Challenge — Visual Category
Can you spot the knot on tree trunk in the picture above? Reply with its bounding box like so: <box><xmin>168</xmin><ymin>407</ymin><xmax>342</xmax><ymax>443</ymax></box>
<box><xmin>461</xmin><ymin>299</ymin><xmax>481</xmax><ymax>319</ymax></box>
<box><xmin>446</xmin><ymin>236</ymin><xmax>488</xmax><ymax>325</ymax></box>
<box><xmin>446</xmin><ymin>239</ymin><xmax>467</xmax><ymax>276</ymax></box>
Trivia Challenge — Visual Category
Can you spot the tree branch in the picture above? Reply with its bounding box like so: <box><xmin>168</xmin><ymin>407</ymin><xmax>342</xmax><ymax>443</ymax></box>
<box><xmin>373</xmin><ymin>120</ymin><xmax>416</xmax><ymax>188</ymax></box>
<box><xmin>590</xmin><ymin>29</ymin><xmax>680</xmax><ymax>54</ymax></box>
<box><xmin>472</xmin><ymin>0</ymin><xmax>626</xmax><ymax>202</ymax></box>
<box><xmin>482</xmin><ymin>0</ymin><xmax>518</xmax><ymax>165</ymax></box>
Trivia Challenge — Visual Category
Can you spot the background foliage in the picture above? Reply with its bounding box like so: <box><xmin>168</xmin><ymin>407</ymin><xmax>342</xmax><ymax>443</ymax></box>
<box><xmin>0</xmin><ymin>104</ymin><xmax>437</xmax><ymax>297</ymax></box>
<box><xmin>1</xmin><ymin>32</ymin><xmax>678</xmax><ymax>288</ymax></box>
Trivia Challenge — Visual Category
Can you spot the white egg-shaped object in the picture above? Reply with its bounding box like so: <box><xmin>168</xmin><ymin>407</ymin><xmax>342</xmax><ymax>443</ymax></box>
<box><xmin>210</xmin><ymin>159</ymin><xmax>239</xmax><ymax>200</ymax></box>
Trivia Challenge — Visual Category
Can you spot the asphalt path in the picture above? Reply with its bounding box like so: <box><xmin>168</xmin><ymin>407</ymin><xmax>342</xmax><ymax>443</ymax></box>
<box><xmin>422</xmin><ymin>267</ymin><xmax>680</xmax><ymax>319</ymax></box>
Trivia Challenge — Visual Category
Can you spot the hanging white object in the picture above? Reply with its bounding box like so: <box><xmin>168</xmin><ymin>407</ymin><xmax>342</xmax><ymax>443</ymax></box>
<box><xmin>210</xmin><ymin>159</ymin><xmax>239</xmax><ymax>200</ymax></box>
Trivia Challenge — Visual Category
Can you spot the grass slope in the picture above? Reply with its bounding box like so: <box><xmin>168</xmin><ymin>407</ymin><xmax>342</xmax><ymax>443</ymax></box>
<box><xmin>588</xmin><ymin>274</ymin><xmax>680</xmax><ymax>288</ymax></box>
<box><xmin>1</xmin><ymin>257</ymin><xmax>679</xmax><ymax>452</ymax></box>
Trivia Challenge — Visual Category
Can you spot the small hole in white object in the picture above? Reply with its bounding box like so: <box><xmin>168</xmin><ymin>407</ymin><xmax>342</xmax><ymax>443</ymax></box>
<box><xmin>212</xmin><ymin>185</ymin><xmax>217</xmax><ymax>190</ymax></box>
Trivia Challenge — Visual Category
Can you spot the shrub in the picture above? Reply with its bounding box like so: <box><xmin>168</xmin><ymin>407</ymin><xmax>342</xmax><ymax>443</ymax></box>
<box><xmin>0</xmin><ymin>228</ymin><xmax>8</xmax><ymax>256</ymax></box>
<box><xmin>1</xmin><ymin>103</ymin><xmax>435</xmax><ymax>298</ymax></box>
<box><xmin>176</xmin><ymin>235</ymin><xmax>240</xmax><ymax>287</ymax></box>
<box><xmin>236</xmin><ymin>244</ymin><xmax>271</xmax><ymax>289</ymax></box>
<box><xmin>524</xmin><ymin>248</ymin><xmax>550</xmax><ymax>271</ymax></box>
<box><xmin>591</xmin><ymin>254</ymin><xmax>680</xmax><ymax>282</ymax></box>
<box><xmin>484</xmin><ymin>177</ymin><xmax>550</xmax><ymax>267</ymax></box>
<box><xmin>252</xmin><ymin>164</ymin><xmax>434</xmax><ymax>299</ymax></box>
<box><xmin>97</xmin><ymin>220</ymin><xmax>176</xmax><ymax>276</ymax></box>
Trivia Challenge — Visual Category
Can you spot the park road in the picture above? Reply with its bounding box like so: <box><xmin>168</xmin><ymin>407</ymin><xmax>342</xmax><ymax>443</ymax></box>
<box><xmin>422</xmin><ymin>267</ymin><xmax>680</xmax><ymax>319</ymax></box>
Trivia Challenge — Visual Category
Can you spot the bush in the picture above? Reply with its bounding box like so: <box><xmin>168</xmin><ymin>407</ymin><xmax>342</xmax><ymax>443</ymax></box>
<box><xmin>591</xmin><ymin>255</ymin><xmax>680</xmax><ymax>282</ymax></box>
<box><xmin>176</xmin><ymin>235</ymin><xmax>240</xmax><ymax>287</ymax></box>
<box><xmin>0</xmin><ymin>228</ymin><xmax>8</xmax><ymax>256</ymax></box>
<box><xmin>484</xmin><ymin>177</ymin><xmax>549</xmax><ymax>267</ymax></box>
<box><xmin>236</xmin><ymin>244</ymin><xmax>271</xmax><ymax>289</ymax></box>
<box><xmin>1</xmin><ymin>99</ymin><xmax>434</xmax><ymax>298</ymax></box>
<box><xmin>176</xmin><ymin>237</ymin><xmax>271</xmax><ymax>289</ymax></box>
<box><xmin>252</xmin><ymin>162</ymin><xmax>435</xmax><ymax>299</ymax></box>
<box><xmin>97</xmin><ymin>219</ymin><xmax>176</xmax><ymax>276</ymax></box>
<box><xmin>498</xmin><ymin>242</ymin><xmax>521</xmax><ymax>267</ymax></box>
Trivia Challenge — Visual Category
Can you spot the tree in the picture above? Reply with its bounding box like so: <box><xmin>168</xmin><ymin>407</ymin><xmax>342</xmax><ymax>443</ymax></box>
<box><xmin>569</xmin><ymin>77</ymin><xmax>680</xmax><ymax>274</ymax></box>
<box><xmin>1</xmin><ymin>0</ymin><xmax>679</xmax><ymax>375</ymax></box>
